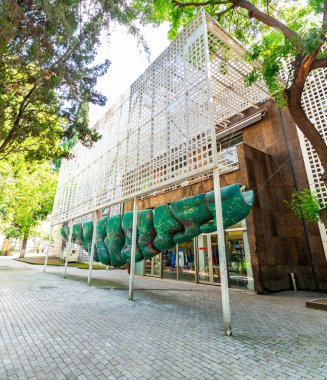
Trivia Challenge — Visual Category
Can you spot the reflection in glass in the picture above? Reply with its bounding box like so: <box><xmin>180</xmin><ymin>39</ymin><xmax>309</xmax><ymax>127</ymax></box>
<box><xmin>144</xmin><ymin>254</ymin><xmax>161</xmax><ymax>277</ymax></box>
<box><xmin>177</xmin><ymin>241</ymin><xmax>195</xmax><ymax>282</ymax></box>
<box><xmin>197</xmin><ymin>235</ymin><xmax>210</xmax><ymax>282</ymax></box>
<box><xmin>162</xmin><ymin>248</ymin><xmax>177</xmax><ymax>280</ymax></box>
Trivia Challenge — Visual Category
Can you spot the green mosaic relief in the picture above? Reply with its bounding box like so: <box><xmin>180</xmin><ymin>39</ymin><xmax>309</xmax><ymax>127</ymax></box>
<box><xmin>96</xmin><ymin>217</ymin><xmax>111</xmax><ymax>265</ymax></box>
<box><xmin>121</xmin><ymin>212</ymin><xmax>143</xmax><ymax>264</ymax></box>
<box><xmin>200</xmin><ymin>184</ymin><xmax>254</xmax><ymax>233</ymax></box>
<box><xmin>138</xmin><ymin>210</ymin><xmax>160</xmax><ymax>259</ymax></box>
<box><xmin>83</xmin><ymin>221</ymin><xmax>93</xmax><ymax>244</ymax></box>
<box><xmin>93</xmin><ymin>246</ymin><xmax>100</xmax><ymax>262</ymax></box>
<box><xmin>153</xmin><ymin>204</ymin><xmax>183</xmax><ymax>251</ymax></box>
<box><xmin>60</xmin><ymin>184</ymin><xmax>253</xmax><ymax>268</ymax></box>
<box><xmin>60</xmin><ymin>226</ymin><xmax>68</xmax><ymax>241</ymax></box>
<box><xmin>63</xmin><ymin>226</ymin><xmax>70</xmax><ymax>241</ymax></box>
<box><xmin>170</xmin><ymin>194</ymin><xmax>212</xmax><ymax>244</ymax></box>
<box><xmin>105</xmin><ymin>214</ymin><xmax>125</xmax><ymax>267</ymax></box>
<box><xmin>72</xmin><ymin>224</ymin><xmax>84</xmax><ymax>246</ymax></box>
<box><xmin>97</xmin><ymin>217</ymin><xmax>108</xmax><ymax>240</ymax></box>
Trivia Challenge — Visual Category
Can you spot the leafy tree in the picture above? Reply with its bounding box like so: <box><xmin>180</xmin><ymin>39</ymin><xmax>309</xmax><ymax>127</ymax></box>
<box><xmin>0</xmin><ymin>0</ymin><xmax>147</xmax><ymax>162</ymax></box>
<box><xmin>284</xmin><ymin>189</ymin><xmax>324</xmax><ymax>223</ymax></box>
<box><xmin>0</xmin><ymin>157</ymin><xmax>57</xmax><ymax>257</ymax></box>
<box><xmin>132</xmin><ymin>0</ymin><xmax>327</xmax><ymax>224</ymax></box>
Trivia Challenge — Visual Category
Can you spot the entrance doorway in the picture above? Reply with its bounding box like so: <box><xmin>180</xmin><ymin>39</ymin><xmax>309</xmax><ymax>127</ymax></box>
<box><xmin>197</xmin><ymin>221</ymin><xmax>253</xmax><ymax>289</ymax></box>
<box><xmin>144</xmin><ymin>254</ymin><xmax>161</xmax><ymax>277</ymax></box>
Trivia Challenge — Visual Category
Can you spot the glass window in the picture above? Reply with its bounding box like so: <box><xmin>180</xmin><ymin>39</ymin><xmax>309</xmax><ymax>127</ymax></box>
<box><xmin>162</xmin><ymin>249</ymin><xmax>177</xmax><ymax>280</ymax></box>
<box><xmin>197</xmin><ymin>235</ymin><xmax>211</xmax><ymax>283</ymax></box>
<box><xmin>177</xmin><ymin>240</ymin><xmax>195</xmax><ymax>282</ymax></box>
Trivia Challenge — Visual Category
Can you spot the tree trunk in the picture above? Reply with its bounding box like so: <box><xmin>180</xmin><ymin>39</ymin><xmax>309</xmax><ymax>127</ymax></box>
<box><xmin>19</xmin><ymin>231</ymin><xmax>29</xmax><ymax>258</ymax></box>
<box><xmin>321</xmin><ymin>208</ymin><xmax>327</xmax><ymax>227</ymax></box>
<box><xmin>286</xmin><ymin>85</ymin><xmax>327</xmax><ymax>228</ymax></box>
<box><xmin>286</xmin><ymin>86</ymin><xmax>327</xmax><ymax>188</ymax></box>
<box><xmin>1</xmin><ymin>238</ymin><xmax>10</xmax><ymax>256</ymax></box>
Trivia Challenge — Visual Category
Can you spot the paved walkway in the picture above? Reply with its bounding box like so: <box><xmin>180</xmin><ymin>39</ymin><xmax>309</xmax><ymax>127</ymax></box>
<box><xmin>0</xmin><ymin>257</ymin><xmax>327</xmax><ymax>380</ymax></box>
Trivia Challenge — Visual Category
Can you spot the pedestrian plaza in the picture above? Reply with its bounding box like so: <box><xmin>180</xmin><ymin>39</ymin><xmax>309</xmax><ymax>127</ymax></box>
<box><xmin>0</xmin><ymin>257</ymin><xmax>326</xmax><ymax>379</ymax></box>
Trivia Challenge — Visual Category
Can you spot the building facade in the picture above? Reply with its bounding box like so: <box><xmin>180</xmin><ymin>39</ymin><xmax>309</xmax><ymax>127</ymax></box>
<box><xmin>52</xmin><ymin>13</ymin><xmax>327</xmax><ymax>294</ymax></box>
<box><xmin>127</xmin><ymin>99</ymin><xmax>327</xmax><ymax>293</ymax></box>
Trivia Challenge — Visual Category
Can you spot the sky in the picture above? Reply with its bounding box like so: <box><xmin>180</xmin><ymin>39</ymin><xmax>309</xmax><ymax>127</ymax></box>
<box><xmin>88</xmin><ymin>23</ymin><xmax>171</xmax><ymax>127</ymax></box>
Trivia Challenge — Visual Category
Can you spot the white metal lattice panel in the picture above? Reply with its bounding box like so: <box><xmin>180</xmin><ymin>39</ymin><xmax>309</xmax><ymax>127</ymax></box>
<box><xmin>52</xmin><ymin>12</ymin><xmax>270</xmax><ymax>225</ymax></box>
<box><xmin>299</xmin><ymin>67</ymin><xmax>327</xmax><ymax>254</ymax></box>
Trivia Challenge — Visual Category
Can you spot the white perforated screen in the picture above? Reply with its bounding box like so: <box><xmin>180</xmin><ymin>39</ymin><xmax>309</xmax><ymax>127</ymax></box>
<box><xmin>52</xmin><ymin>13</ymin><xmax>270</xmax><ymax>225</ymax></box>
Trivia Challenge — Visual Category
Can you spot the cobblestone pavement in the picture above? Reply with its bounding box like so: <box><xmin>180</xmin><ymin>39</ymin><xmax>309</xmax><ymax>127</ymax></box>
<box><xmin>0</xmin><ymin>257</ymin><xmax>327</xmax><ymax>380</ymax></box>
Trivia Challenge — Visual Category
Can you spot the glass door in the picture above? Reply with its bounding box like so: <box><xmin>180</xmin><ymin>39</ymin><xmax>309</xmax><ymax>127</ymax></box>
<box><xmin>162</xmin><ymin>249</ymin><xmax>177</xmax><ymax>280</ymax></box>
<box><xmin>177</xmin><ymin>240</ymin><xmax>196</xmax><ymax>282</ymax></box>
<box><xmin>210</xmin><ymin>234</ymin><xmax>220</xmax><ymax>283</ymax></box>
<box><xmin>197</xmin><ymin>235</ymin><xmax>212</xmax><ymax>283</ymax></box>
<box><xmin>144</xmin><ymin>254</ymin><xmax>161</xmax><ymax>277</ymax></box>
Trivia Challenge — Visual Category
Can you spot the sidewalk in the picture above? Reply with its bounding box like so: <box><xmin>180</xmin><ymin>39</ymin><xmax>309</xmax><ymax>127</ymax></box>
<box><xmin>0</xmin><ymin>256</ymin><xmax>326</xmax><ymax>379</ymax></box>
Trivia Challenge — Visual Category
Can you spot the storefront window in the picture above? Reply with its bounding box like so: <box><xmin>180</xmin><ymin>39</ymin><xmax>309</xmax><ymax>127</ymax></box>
<box><xmin>162</xmin><ymin>249</ymin><xmax>177</xmax><ymax>280</ymax></box>
<box><xmin>225</xmin><ymin>220</ymin><xmax>253</xmax><ymax>289</ymax></box>
<box><xmin>139</xmin><ymin>220</ymin><xmax>253</xmax><ymax>290</ymax></box>
<box><xmin>144</xmin><ymin>254</ymin><xmax>161</xmax><ymax>277</ymax></box>
<box><xmin>210</xmin><ymin>235</ymin><xmax>220</xmax><ymax>283</ymax></box>
<box><xmin>177</xmin><ymin>241</ymin><xmax>195</xmax><ymax>282</ymax></box>
<box><xmin>196</xmin><ymin>220</ymin><xmax>254</xmax><ymax>289</ymax></box>
<box><xmin>197</xmin><ymin>235</ymin><xmax>211</xmax><ymax>282</ymax></box>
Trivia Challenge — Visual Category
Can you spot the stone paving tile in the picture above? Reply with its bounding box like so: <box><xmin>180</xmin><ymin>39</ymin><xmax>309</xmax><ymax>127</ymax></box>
<box><xmin>0</xmin><ymin>257</ymin><xmax>327</xmax><ymax>379</ymax></box>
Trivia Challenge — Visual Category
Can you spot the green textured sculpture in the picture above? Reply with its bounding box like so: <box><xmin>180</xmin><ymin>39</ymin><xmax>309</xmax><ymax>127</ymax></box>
<box><xmin>83</xmin><ymin>221</ymin><xmax>99</xmax><ymax>262</ymax></box>
<box><xmin>63</xmin><ymin>226</ymin><xmax>70</xmax><ymax>241</ymax></box>
<box><xmin>153</xmin><ymin>204</ymin><xmax>183</xmax><ymax>251</ymax></box>
<box><xmin>83</xmin><ymin>221</ymin><xmax>93</xmax><ymax>246</ymax></box>
<box><xmin>96</xmin><ymin>217</ymin><xmax>111</xmax><ymax>266</ymax></box>
<box><xmin>121</xmin><ymin>212</ymin><xmax>143</xmax><ymax>264</ymax></box>
<box><xmin>200</xmin><ymin>184</ymin><xmax>253</xmax><ymax>233</ymax></box>
<box><xmin>170</xmin><ymin>194</ymin><xmax>212</xmax><ymax>244</ymax></box>
<box><xmin>105</xmin><ymin>214</ymin><xmax>125</xmax><ymax>267</ymax></box>
<box><xmin>93</xmin><ymin>247</ymin><xmax>100</xmax><ymax>262</ymax></box>
<box><xmin>60</xmin><ymin>226</ymin><xmax>68</xmax><ymax>242</ymax></box>
<box><xmin>60</xmin><ymin>184</ymin><xmax>254</xmax><ymax>268</ymax></box>
<box><xmin>72</xmin><ymin>224</ymin><xmax>84</xmax><ymax>246</ymax></box>
<box><xmin>138</xmin><ymin>210</ymin><xmax>160</xmax><ymax>259</ymax></box>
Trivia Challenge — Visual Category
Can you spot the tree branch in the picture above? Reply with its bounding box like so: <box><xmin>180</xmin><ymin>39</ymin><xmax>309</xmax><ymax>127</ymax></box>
<box><xmin>310</xmin><ymin>57</ymin><xmax>327</xmax><ymax>70</ymax></box>
<box><xmin>0</xmin><ymin>78</ymin><xmax>43</xmax><ymax>155</ymax></box>
<box><xmin>173</xmin><ymin>1</ymin><xmax>228</xmax><ymax>6</ymax></box>
<box><xmin>173</xmin><ymin>0</ymin><xmax>302</xmax><ymax>48</ymax></box>
<box><xmin>217</xmin><ymin>4</ymin><xmax>237</xmax><ymax>20</ymax></box>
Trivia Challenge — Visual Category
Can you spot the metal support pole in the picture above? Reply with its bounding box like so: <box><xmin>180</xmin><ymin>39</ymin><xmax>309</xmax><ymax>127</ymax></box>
<box><xmin>128</xmin><ymin>197</ymin><xmax>138</xmax><ymax>300</ymax></box>
<box><xmin>63</xmin><ymin>220</ymin><xmax>73</xmax><ymax>278</ymax></box>
<box><xmin>43</xmin><ymin>225</ymin><xmax>53</xmax><ymax>273</ymax></box>
<box><xmin>213</xmin><ymin>167</ymin><xmax>232</xmax><ymax>336</ymax></box>
<box><xmin>88</xmin><ymin>211</ymin><xmax>98</xmax><ymax>285</ymax></box>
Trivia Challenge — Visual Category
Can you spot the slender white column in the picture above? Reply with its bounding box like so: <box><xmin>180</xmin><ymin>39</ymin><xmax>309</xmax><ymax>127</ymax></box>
<box><xmin>88</xmin><ymin>211</ymin><xmax>98</xmax><ymax>285</ymax></box>
<box><xmin>63</xmin><ymin>220</ymin><xmax>73</xmax><ymax>278</ymax></box>
<box><xmin>128</xmin><ymin>197</ymin><xmax>138</xmax><ymax>300</ymax></box>
<box><xmin>43</xmin><ymin>226</ymin><xmax>53</xmax><ymax>273</ymax></box>
<box><xmin>213</xmin><ymin>167</ymin><xmax>232</xmax><ymax>336</ymax></box>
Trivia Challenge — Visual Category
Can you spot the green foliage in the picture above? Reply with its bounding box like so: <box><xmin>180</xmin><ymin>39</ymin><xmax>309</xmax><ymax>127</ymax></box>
<box><xmin>0</xmin><ymin>156</ymin><xmax>58</xmax><ymax>238</ymax></box>
<box><xmin>0</xmin><ymin>0</ymin><xmax>146</xmax><ymax>162</ymax></box>
<box><xmin>284</xmin><ymin>189</ymin><xmax>323</xmax><ymax>223</ymax></box>
<box><xmin>131</xmin><ymin>0</ymin><xmax>326</xmax><ymax>102</ymax></box>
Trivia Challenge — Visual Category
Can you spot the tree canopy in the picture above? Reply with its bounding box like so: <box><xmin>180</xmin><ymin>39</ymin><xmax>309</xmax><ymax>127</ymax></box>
<box><xmin>132</xmin><ymin>0</ymin><xmax>327</xmax><ymax>223</ymax></box>
<box><xmin>0</xmin><ymin>156</ymin><xmax>57</xmax><ymax>247</ymax></box>
<box><xmin>0</xmin><ymin>0</ymin><xmax>147</xmax><ymax>162</ymax></box>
